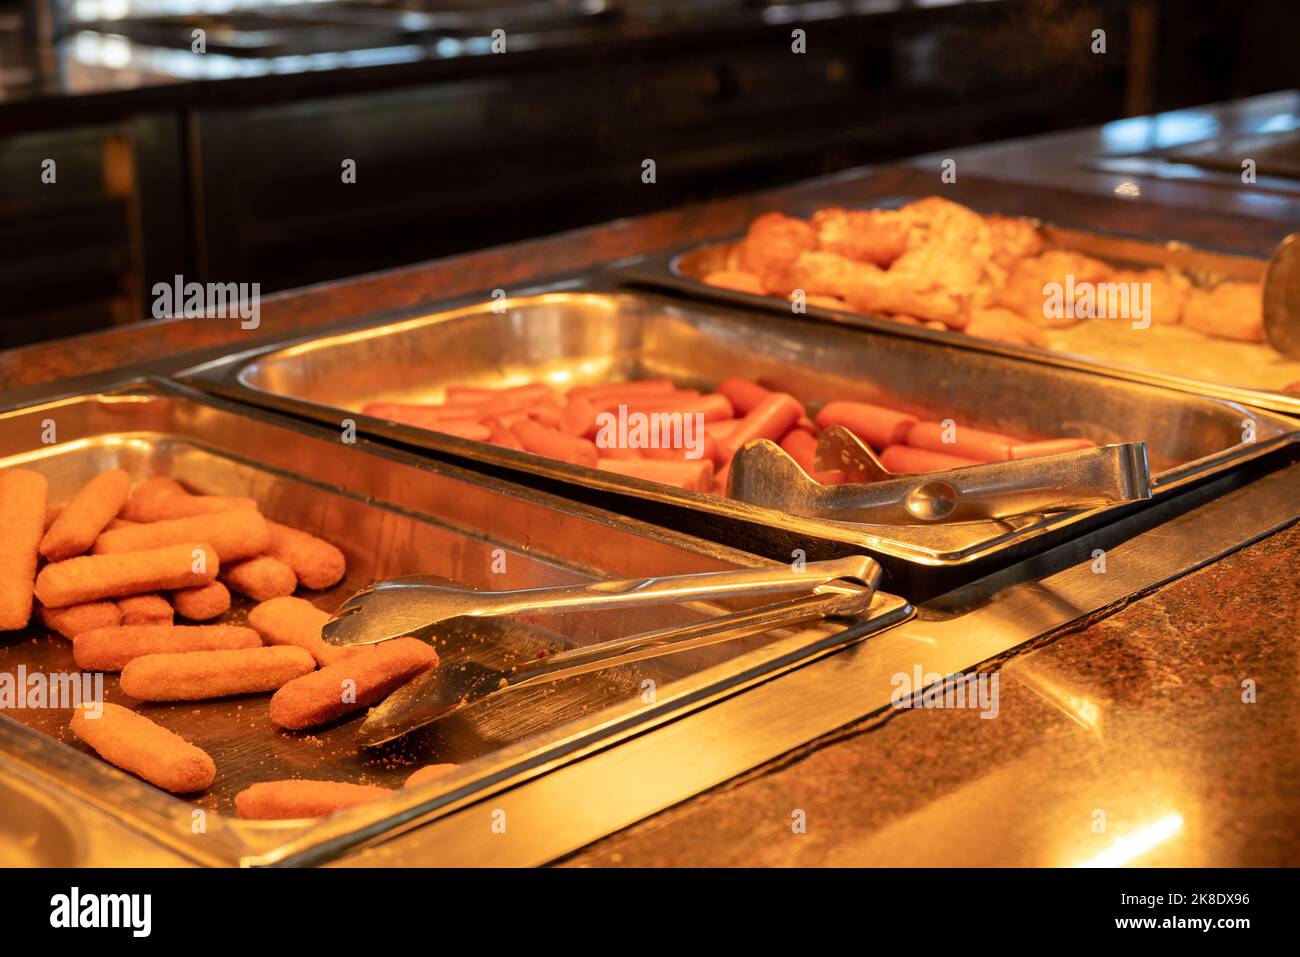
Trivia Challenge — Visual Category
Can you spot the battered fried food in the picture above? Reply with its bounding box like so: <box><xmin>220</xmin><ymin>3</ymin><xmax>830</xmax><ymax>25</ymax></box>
<box><xmin>1113</xmin><ymin>268</ymin><xmax>1191</xmax><ymax>326</ymax></box>
<box><xmin>171</xmin><ymin>581</ymin><xmax>231</xmax><ymax>621</ymax></box>
<box><xmin>247</xmin><ymin>595</ymin><xmax>359</xmax><ymax>667</ymax></box>
<box><xmin>93</xmin><ymin>509</ymin><xmax>269</xmax><ymax>562</ymax></box>
<box><xmin>994</xmin><ymin>250</ymin><xmax>1113</xmax><ymax>327</ymax></box>
<box><xmin>0</xmin><ymin>469</ymin><xmax>48</xmax><ymax>630</ymax></box>
<box><xmin>788</xmin><ymin>250</ymin><xmax>876</xmax><ymax>301</ymax></box>
<box><xmin>405</xmin><ymin>764</ymin><xmax>459</xmax><ymax>788</ymax></box>
<box><xmin>34</xmin><ymin>542</ymin><xmax>218</xmax><ymax>608</ymax></box>
<box><xmin>125</xmin><ymin>490</ymin><xmax>259</xmax><ymax>523</ymax></box>
<box><xmin>223</xmin><ymin>556</ymin><xmax>297</xmax><ymax>601</ymax></box>
<box><xmin>738</xmin><ymin>212</ymin><xmax>818</xmax><ymax>294</ymax></box>
<box><xmin>1181</xmin><ymin>280</ymin><xmax>1265</xmax><ymax>342</ymax></box>
<box><xmin>265</xmin><ymin>521</ymin><xmax>346</xmax><ymax>591</ymax></box>
<box><xmin>70</xmin><ymin>701</ymin><xmax>215</xmax><ymax>794</ymax></box>
<box><xmin>72</xmin><ymin>623</ymin><xmax>261</xmax><ymax>672</ymax></box>
<box><xmin>119</xmin><ymin>646</ymin><xmax>316</xmax><ymax>701</ymax></box>
<box><xmin>810</xmin><ymin>207</ymin><xmax>909</xmax><ymax>267</ymax></box>
<box><xmin>39</xmin><ymin>469</ymin><xmax>130</xmax><ymax>562</ymax></box>
<box><xmin>966</xmin><ymin>306</ymin><xmax>1049</xmax><ymax>348</ymax></box>
<box><xmin>37</xmin><ymin>601</ymin><xmax>122</xmax><ymax>639</ymax></box>
<box><xmin>120</xmin><ymin>477</ymin><xmax>187</xmax><ymax>521</ymax></box>
<box><xmin>234</xmin><ymin>780</ymin><xmax>393</xmax><ymax>819</ymax></box>
<box><xmin>702</xmin><ymin>270</ymin><xmax>766</xmax><ymax>295</ymax></box>
<box><xmin>984</xmin><ymin>214</ymin><xmax>1043</xmax><ymax>270</ymax></box>
<box><xmin>269</xmin><ymin>636</ymin><xmax>438</xmax><ymax>730</ymax></box>
<box><xmin>117</xmin><ymin>593</ymin><xmax>173</xmax><ymax>625</ymax></box>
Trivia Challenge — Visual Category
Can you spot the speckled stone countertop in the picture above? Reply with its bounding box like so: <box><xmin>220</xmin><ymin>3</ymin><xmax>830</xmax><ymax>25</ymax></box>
<box><xmin>562</xmin><ymin>521</ymin><xmax>1300</xmax><ymax>867</ymax></box>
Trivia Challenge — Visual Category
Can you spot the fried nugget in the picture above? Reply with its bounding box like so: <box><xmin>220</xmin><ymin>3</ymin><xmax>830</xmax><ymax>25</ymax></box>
<box><xmin>223</xmin><ymin>556</ymin><xmax>297</xmax><ymax>602</ymax></box>
<box><xmin>994</xmin><ymin>250</ymin><xmax>1113</xmax><ymax>327</ymax></box>
<box><xmin>789</xmin><ymin>250</ymin><xmax>878</xmax><ymax>301</ymax></box>
<box><xmin>984</xmin><ymin>214</ymin><xmax>1043</xmax><ymax>269</ymax></box>
<box><xmin>171</xmin><ymin>581</ymin><xmax>231</xmax><ymax>621</ymax></box>
<box><xmin>966</xmin><ymin>306</ymin><xmax>1049</xmax><ymax>348</ymax></box>
<box><xmin>702</xmin><ymin>269</ymin><xmax>766</xmax><ymax>295</ymax></box>
<box><xmin>1181</xmin><ymin>280</ymin><xmax>1265</xmax><ymax>342</ymax></box>
<box><xmin>1113</xmin><ymin>268</ymin><xmax>1191</xmax><ymax>326</ymax></box>
<box><xmin>269</xmin><ymin>636</ymin><xmax>438</xmax><ymax>730</ymax></box>
<box><xmin>120</xmin><ymin>646</ymin><xmax>316</xmax><ymax>701</ymax></box>
<box><xmin>0</xmin><ymin>469</ymin><xmax>48</xmax><ymax>630</ymax></box>
<box><xmin>247</xmin><ymin>595</ymin><xmax>361</xmax><ymax>667</ymax></box>
<box><xmin>39</xmin><ymin>469</ymin><xmax>130</xmax><ymax>562</ymax></box>
<box><xmin>117</xmin><ymin>593</ymin><xmax>173</xmax><ymax>625</ymax></box>
<box><xmin>265</xmin><ymin>521</ymin><xmax>346</xmax><ymax>591</ymax></box>
<box><xmin>73</xmin><ymin>623</ymin><xmax>261</xmax><ymax>672</ymax></box>
<box><xmin>811</xmin><ymin>207</ymin><xmax>910</xmax><ymax>267</ymax></box>
<box><xmin>739</xmin><ymin>212</ymin><xmax>818</xmax><ymax>294</ymax></box>
<box><xmin>234</xmin><ymin>780</ymin><xmax>393</xmax><ymax>820</ymax></box>
<box><xmin>35</xmin><ymin>542</ymin><xmax>218</xmax><ymax>608</ymax></box>
<box><xmin>70</xmin><ymin>701</ymin><xmax>215</xmax><ymax>794</ymax></box>
<box><xmin>93</xmin><ymin>509</ymin><xmax>268</xmax><ymax>562</ymax></box>
<box><xmin>38</xmin><ymin>601</ymin><xmax>122</xmax><ymax>639</ymax></box>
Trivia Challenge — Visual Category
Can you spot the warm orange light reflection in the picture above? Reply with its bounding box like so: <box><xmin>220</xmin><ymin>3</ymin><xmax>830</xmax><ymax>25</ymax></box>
<box><xmin>1073</xmin><ymin>813</ymin><xmax>1183</xmax><ymax>867</ymax></box>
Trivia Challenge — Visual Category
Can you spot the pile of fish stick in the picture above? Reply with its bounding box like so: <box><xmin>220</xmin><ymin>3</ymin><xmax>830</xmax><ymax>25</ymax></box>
<box><xmin>363</xmin><ymin>376</ymin><xmax>1097</xmax><ymax>491</ymax></box>
<box><xmin>0</xmin><ymin>469</ymin><xmax>453</xmax><ymax>819</ymax></box>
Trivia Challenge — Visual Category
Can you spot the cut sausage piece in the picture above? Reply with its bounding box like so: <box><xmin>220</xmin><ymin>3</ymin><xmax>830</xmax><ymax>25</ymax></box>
<box><xmin>815</xmin><ymin>401</ymin><xmax>917</xmax><ymax>451</ymax></box>
<box><xmin>510</xmin><ymin>420</ymin><xmax>599</xmax><ymax>468</ymax></box>
<box><xmin>716</xmin><ymin>378</ymin><xmax>773</xmax><ymax>416</ymax></box>
<box><xmin>906</xmin><ymin>421</ymin><xmax>1017</xmax><ymax>463</ymax></box>
<box><xmin>596</xmin><ymin>457</ymin><xmax>714</xmax><ymax>492</ymax></box>
<box><xmin>879</xmin><ymin>445</ymin><xmax>983</xmax><ymax>473</ymax></box>
<box><xmin>719</xmin><ymin>393</ymin><xmax>804</xmax><ymax>460</ymax></box>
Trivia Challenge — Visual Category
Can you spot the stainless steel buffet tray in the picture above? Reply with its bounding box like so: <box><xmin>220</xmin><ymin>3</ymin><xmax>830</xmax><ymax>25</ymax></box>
<box><xmin>620</xmin><ymin>204</ymin><xmax>1300</xmax><ymax>418</ymax></box>
<box><xmin>0</xmin><ymin>380</ymin><xmax>909</xmax><ymax>867</ymax></box>
<box><xmin>179</xmin><ymin>289</ymin><xmax>1300</xmax><ymax>598</ymax></box>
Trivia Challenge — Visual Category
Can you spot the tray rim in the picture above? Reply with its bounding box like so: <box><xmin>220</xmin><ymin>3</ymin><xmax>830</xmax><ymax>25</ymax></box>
<box><xmin>0</xmin><ymin>377</ymin><xmax>912</xmax><ymax>867</ymax></box>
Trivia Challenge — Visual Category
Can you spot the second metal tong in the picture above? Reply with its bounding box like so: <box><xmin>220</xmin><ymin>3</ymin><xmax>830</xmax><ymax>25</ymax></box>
<box><xmin>323</xmin><ymin>554</ymin><xmax>882</xmax><ymax>647</ymax></box>
<box><xmin>728</xmin><ymin>426</ymin><xmax>1152</xmax><ymax>524</ymax></box>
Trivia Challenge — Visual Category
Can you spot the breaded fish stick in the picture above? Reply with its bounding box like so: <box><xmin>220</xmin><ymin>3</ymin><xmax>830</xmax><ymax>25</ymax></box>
<box><xmin>405</xmin><ymin>764</ymin><xmax>459</xmax><ymax>788</ymax></box>
<box><xmin>70</xmin><ymin>702</ymin><xmax>215</xmax><ymax>794</ymax></box>
<box><xmin>223</xmin><ymin>556</ymin><xmax>297</xmax><ymax>601</ymax></box>
<box><xmin>120</xmin><ymin>646</ymin><xmax>316</xmax><ymax>701</ymax></box>
<box><xmin>35</xmin><ymin>542</ymin><xmax>218</xmax><ymax>608</ymax></box>
<box><xmin>0</xmin><ymin>469</ymin><xmax>49</xmax><ymax>630</ymax></box>
<box><xmin>247</xmin><ymin>595</ymin><xmax>358</xmax><ymax>667</ymax></box>
<box><xmin>73</xmin><ymin>623</ymin><xmax>260</xmax><ymax>671</ymax></box>
<box><xmin>39</xmin><ymin>469</ymin><xmax>130</xmax><ymax>562</ymax></box>
<box><xmin>38</xmin><ymin>601</ymin><xmax>122</xmax><ymax>639</ymax></box>
<box><xmin>235</xmin><ymin>780</ymin><xmax>393</xmax><ymax>819</ymax></box>
<box><xmin>93</xmin><ymin>509</ymin><xmax>268</xmax><ymax>562</ymax></box>
<box><xmin>265</xmin><ymin>521</ymin><xmax>346</xmax><ymax>591</ymax></box>
<box><xmin>117</xmin><ymin>593</ymin><xmax>174</xmax><ymax>625</ymax></box>
<box><xmin>171</xmin><ymin>581</ymin><xmax>231</xmax><ymax>621</ymax></box>
<box><xmin>125</xmin><ymin>490</ymin><xmax>258</xmax><ymax>523</ymax></box>
<box><xmin>270</xmin><ymin>637</ymin><xmax>438</xmax><ymax>730</ymax></box>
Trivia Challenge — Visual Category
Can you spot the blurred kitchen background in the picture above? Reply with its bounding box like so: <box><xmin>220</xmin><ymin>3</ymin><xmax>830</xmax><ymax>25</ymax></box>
<box><xmin>2</xmin><ymin>0</ymin><xmax>1299</xmax><ymax>347</ymax></box>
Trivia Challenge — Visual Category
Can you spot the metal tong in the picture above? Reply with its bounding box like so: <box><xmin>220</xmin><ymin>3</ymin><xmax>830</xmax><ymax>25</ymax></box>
<box><xmin>324</xmin><ymin>555</ymin><xmax>883</xmax><ymax>746</ymax></box>
<box><xmin>728</xmin><ymin>425</ymin><xmax>1152</xmax><ymax>524</ymax></box>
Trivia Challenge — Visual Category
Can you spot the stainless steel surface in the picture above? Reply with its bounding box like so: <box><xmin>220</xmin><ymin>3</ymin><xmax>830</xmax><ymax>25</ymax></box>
<box><xmin>325</xmin><ymin>554</ymin><xmax>879</xmax><ymax>646</ymax></box>
<box><xmin>339</xmin><ymin>458</ymin><xmax>1300</xmax><ymax>867</ymax></box>
<box><xmin>358</xmin><ymin>584</ymin><xmax>877</xmax><ymax>747</ymax></box>
<box><xmin>180</xmin><ymin>289</ymin><xmax>1300</xmax><ymax>598</ymax></box>
<box><xmin>0</xmin><ymin>379</ymin><xmax>912</xmax><ymax>866</ymax></box>
<box><xmin>636</xmin><ymin>212</ymin><xmax>1300</xmax><ymax>417</ymax></box>
<box><xmin>731</xmin><ymin>434</ymin><xmax>1152</xmax><ymax>524</ymax></box>
<box><xmin>1263</xmin><ymin>233</ymin><xmax>1300</xmax><ymax>360</ymax></box>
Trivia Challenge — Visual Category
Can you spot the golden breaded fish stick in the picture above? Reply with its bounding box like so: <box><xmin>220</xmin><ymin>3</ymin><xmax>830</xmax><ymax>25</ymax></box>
<box><xmin>171</xmin><ymin>581</ymin><xmax>231</xmax><ymax>621</ymax></box>
<box><xmin>93</xmin><ymin>509</ymin><xmax>268</xmax><ymax>562</ymax></box>
<box><xmin>127</xmin><ymin>490</ymin><xmax>259</xmax><ymax>523</ymax></box>
<box><xmin>117</xmin><ymin>593</ymin><xmax>173</xmax><ymax>625</ymax></box>
<box><xmin>71</xmin><ymin>701</ymin><xmax>215</xmax><ymax>794</ymax></box>
<box><xmin>405</xmin><ymin>764</ymin><xmax>459</xmax><ymax>788</ymax></box>
<box><xmin>120</xmin><ymin>477</ymin><xmax>186</xmax><ymax>521</ymax></box>
<box><xmin>269</xmin><ymin>637</ymin><xmax>438</xmax><ymax>730</ymax></box>
<box><xmin>265</xmin><ymin>521</ymin><xmax>346</xmax><ymax>590</ymax></box>
<box><xmin>39</xmin><ymin>469</ymin><xmax>130</xmax><ymax>562</ymax></box>
<box><xmin>35</xmin><ymin>542</ymin><xmax>218</xmax><ymax>609</ymax></box>
<box><xmin>0</xmin><ymin>470</ymin><xmax>50</xmax><ymax>630</ymax></box>
<box><xmin>120</xmin><ymin>646</ymin><xmax>316</xmax><ymax>701</ymax></box>
<box><xmin>247</xmin><ymin>595</ymin><xmax>358</xmax><ymax>667</ymax></box>
<box><xmin>73</xmin><ymin>623</ymin><xmax>260</xmax><ymax>671</ymax></box>
<box><xmin>38</xmin><ymin>601</ymin><xmax>122</xmax><ymax>639</ymax></box>
<box><xmin>44</xmin><ymin>502</ymin><xmax>64</xmax><ymax>531</ymax></box>
<box><xmin>224</xmin><ymin>556</ymin><xmax>297</xmax><ymax>601</ymax></box>
<box><xmin>235</xmin><ymin>779</ymin><xmax>393</xmax><ymax>819</ymax></box>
